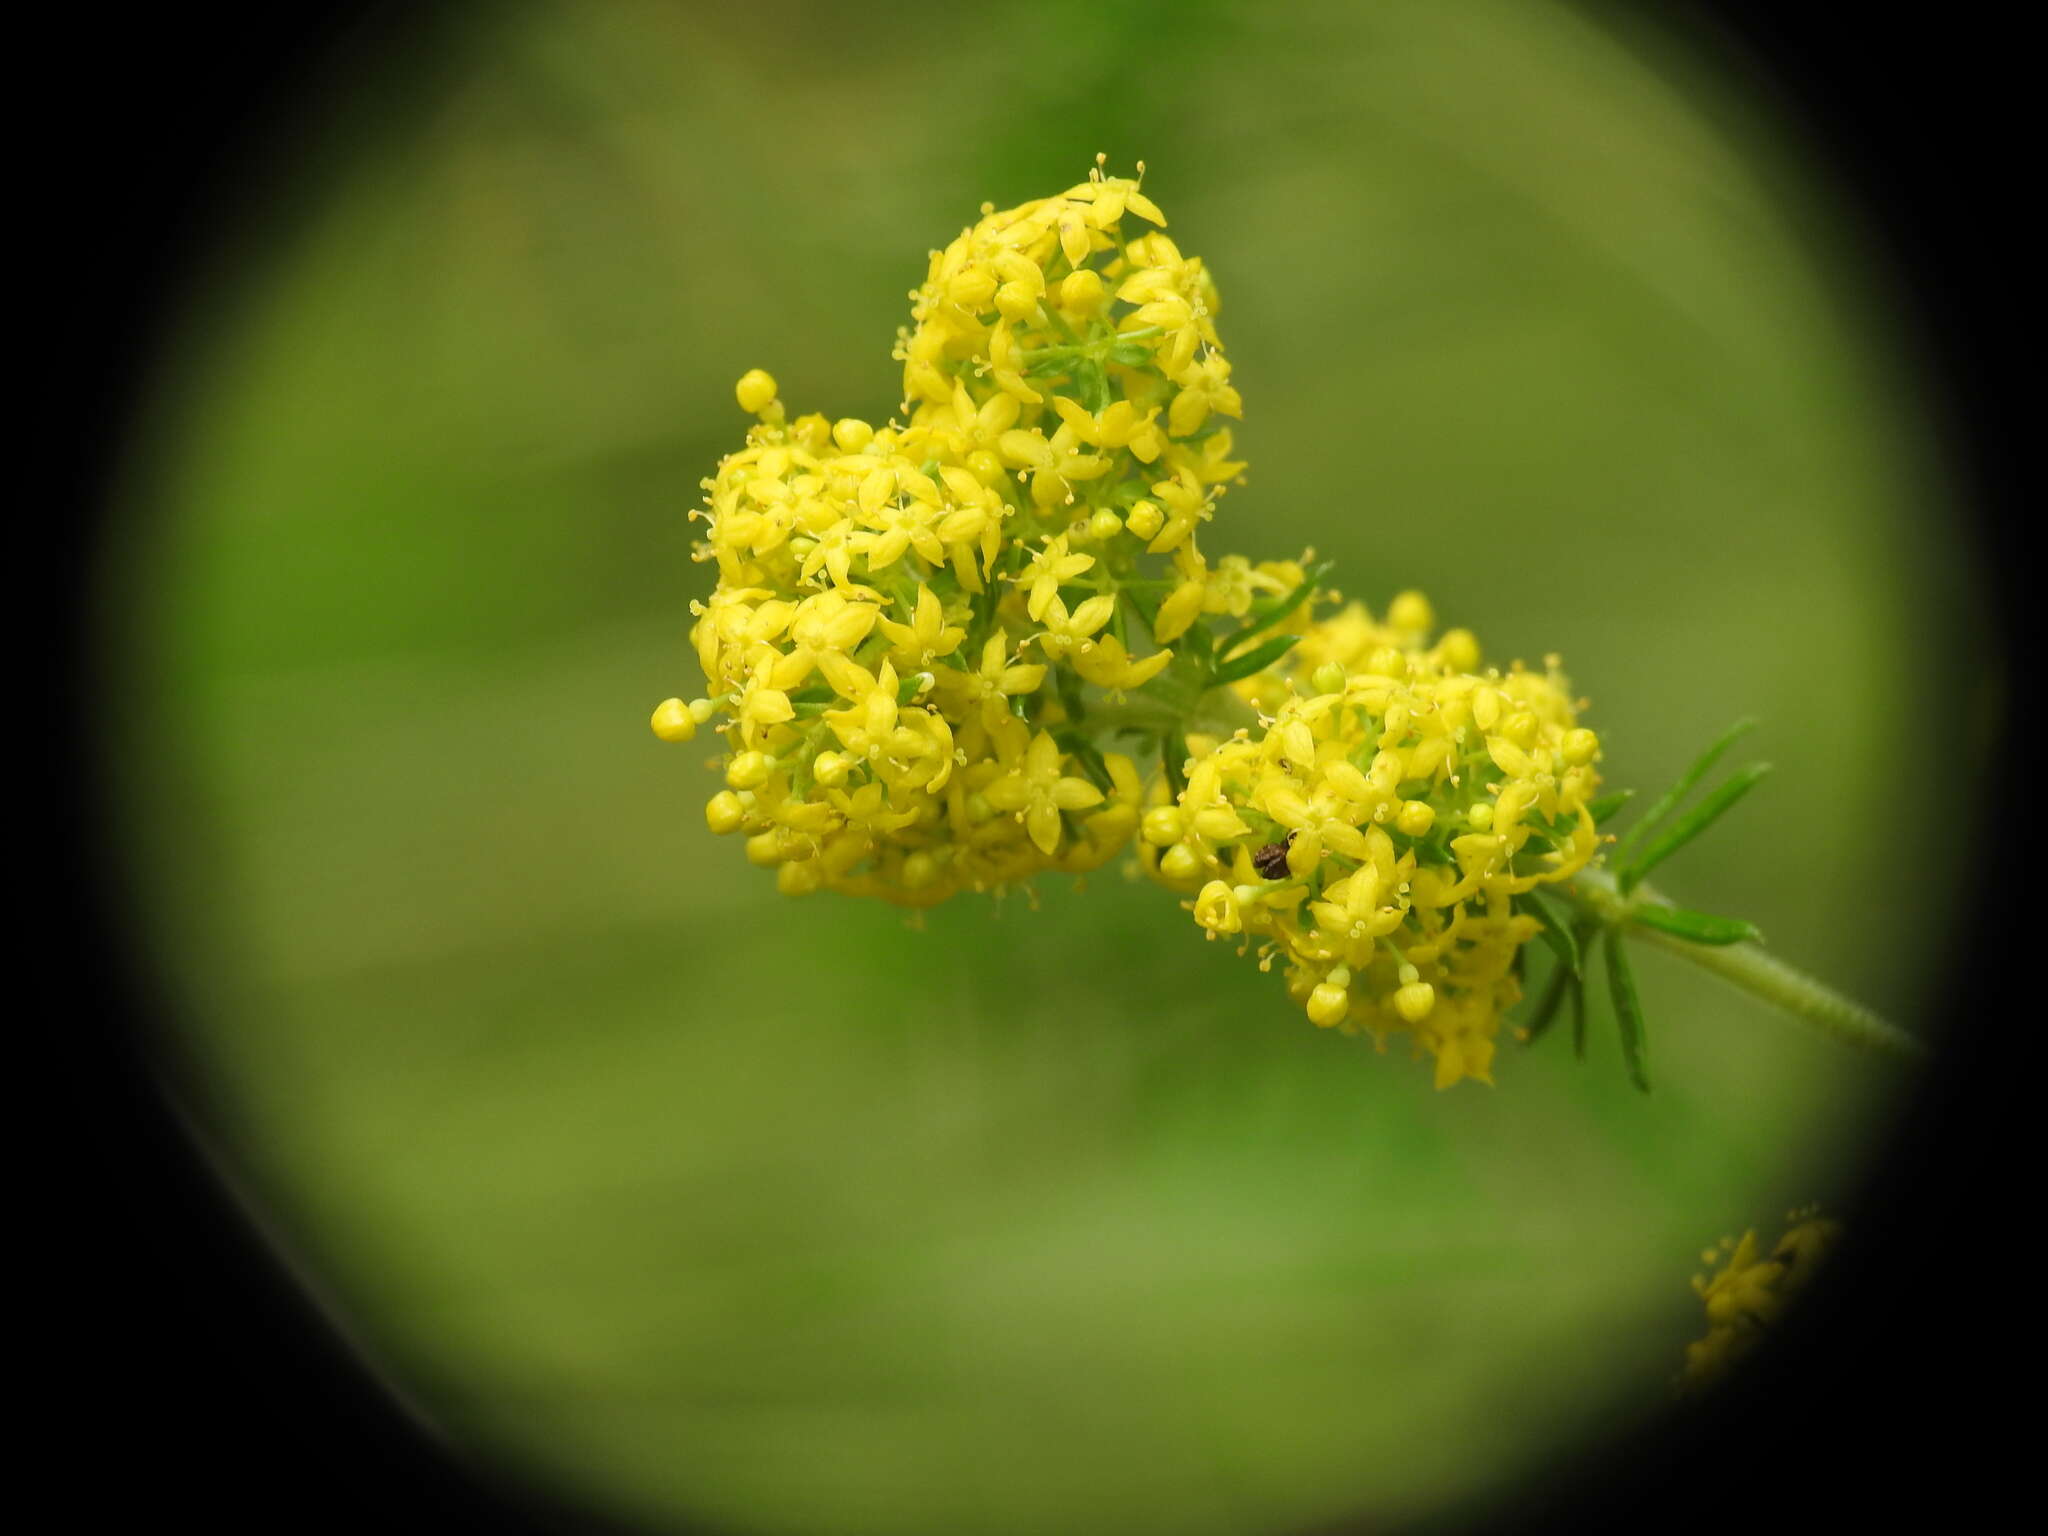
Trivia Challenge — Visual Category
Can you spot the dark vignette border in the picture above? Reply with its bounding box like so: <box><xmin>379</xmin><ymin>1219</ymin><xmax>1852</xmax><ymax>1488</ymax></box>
<box><xmin>44</xmin><ymin>3</ymin><xmax>2023</xmax><ymax>1532</ymax></box>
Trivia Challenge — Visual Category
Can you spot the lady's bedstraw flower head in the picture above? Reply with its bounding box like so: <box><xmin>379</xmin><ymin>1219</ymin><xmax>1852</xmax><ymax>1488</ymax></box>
<box><xmin>644</xmin><ymin>163</ymin><xmax>1898</xmax><ymax>1102</ymax></box>
<box><xmin>652</xmin><ymin>160</ymin><xmax>1246</xmax><ymax>906</ymax></box>
<box><xmin>1152</xmin><ymin>595</ymin><xmax>1604</xmax><ymax>1089</ymax></box>
<box><xmin>1680</xmin><ymin>1207</ymin><xmax>1842</xmax><ymax>1392</ymax></box>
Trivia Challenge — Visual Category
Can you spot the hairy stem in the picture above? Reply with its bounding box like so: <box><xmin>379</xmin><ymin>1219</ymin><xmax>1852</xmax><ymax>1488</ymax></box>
<box><xmin>1559</xmin><ymin>866</ymin><xmax>1925</xmax><ymax>1064</ymax></box>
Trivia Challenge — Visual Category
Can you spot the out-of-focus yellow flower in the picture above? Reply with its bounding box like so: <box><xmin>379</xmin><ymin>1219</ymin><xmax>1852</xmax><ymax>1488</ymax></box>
<box><xmin>1680</xmin><ymin>1207</ymin><xmax>1842</xmax><ymax>1392</ymax></box>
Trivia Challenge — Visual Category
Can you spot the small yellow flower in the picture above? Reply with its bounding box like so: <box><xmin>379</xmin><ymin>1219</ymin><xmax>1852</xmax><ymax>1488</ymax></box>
<box><xmin>1071</xmin><ymin>633</ymin><xmax>1173</xmax><ymax>693</ymax></box>
<box><xmin>933</xmin><ymin>629</ymin><xmax>1046</xmax><ymax>733</ymax></box>
<box><xmin>735</xmin><ymin>368</ymin><xmax>778</xmax><ymax>414</ymax></box>
<box><xmin>1015</xmin><ymin>533</ymin><xmax>1096</xmax><ymax>623</ymax></box>
<box><xmin>1032</xmin><ymin>592</ymin><xmax>1118</xmax><ymax>662</ymax></box>
<box><xmin>1167</xmin><ymin>353</ymin><xmax>1242</xmax><ymax>438</ymax></box>
<box><xmin>1193</xmin><ymin>879</ymin><xmax>1242</xmax><ymax>935</ymax></box>
<box><xmin>981</xmin><ymin>731</ymin><xmax>1104</xmax><ymax>855</ymax></box>
<box><xmin>876</xmin><ymin>585</ymin><xmax>967</xmax><ymax>670</ymax></box>
<box><xmin>1144</xmin><ymin>465</ymin><xmax>1214</xmax><ymax>554</ymax></box>
<box><xmin>1680</xmin><ymin>1208</ymin><xmax>1841</xmax><ymax>1393</ymax></box>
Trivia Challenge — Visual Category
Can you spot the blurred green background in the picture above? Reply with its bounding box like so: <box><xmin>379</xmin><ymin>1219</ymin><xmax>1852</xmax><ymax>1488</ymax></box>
<box><xmin>108</xmin><ymin>1</ymin><xmax>1975</xmax><ymax>1532</ymax></box>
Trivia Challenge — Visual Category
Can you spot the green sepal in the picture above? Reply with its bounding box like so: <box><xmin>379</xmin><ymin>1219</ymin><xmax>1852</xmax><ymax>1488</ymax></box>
<box><xmin>1620</xmin><ymin>762</ymin><xmax>1772</xmax><ymax>893</ymax></box>
<box><xmin>1107</xmin><ymin>341</ymin><xmax>1155</xmax><ymax>367</ymax></box>
<box><xmin>1213</xmin><ymin>633</ymin><xmax>1298</xmax><ymax>684</ymax></box>
<box><xmin>1603</xmin><ymin>929</ymin><xmax>1652</xmax><ymax>1093</ymax></box>
<box><xmin>1628</xmin><ymin>903</ymin><xmax>1762</xmax><ymax>946</ymax></box>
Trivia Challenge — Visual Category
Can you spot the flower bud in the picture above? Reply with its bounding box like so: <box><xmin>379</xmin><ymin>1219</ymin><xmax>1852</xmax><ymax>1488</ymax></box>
<box><xmin>1059</xmin><ymin>268</ymin><xmax>1106</xmax><ymax>315</ymax></box>
<box><xmin>649</xmin><ymin>698</ymin><xmax>696</xmax><ymax>742</ymax></box>
<box><xmin>900</xmin><ymin>851</ymin><xmax>938</xmax><ymax>890</ymax></box>
<box><xmin>1141</xmin><ymin>806</ymin><xmax>1184</xmax><ymax>846</ymax></box>
<box><xmin>704</xmin><ymin>791</ymin><xmax>747</xmax><ymax>835</ymax></box>
<box><xmin>1307</xmin><ymin>983</ymin><xmax>1350</xmax><ymax>1027</ymax></box>
<box><xmin>734</xmin><ymin>369</ymin><xmax>778</xmax><ymax>414</ymax></box>
<box><xmin>1394</xmin><ymin>981</ymin><xmax>1436</xmax><ymax>1023</ymax></box>
<box><xmin>726</xmin><ymin>751</ymin><xmax>773</xmax><ymax>790</ymax></box>
<box><xmin>1437</xmin><ymin>628</ymin><xmax>1480</xmax><ymax>671</ymax></box>
<box><xmin>1387</xmin><ymin>590</ymin><xmax>1434</xmax><ymax>635</ymax></box>
<box><xmin>776</xmin><ymin>858</ymin><xmax>823</xmax><ymax>895</ymax></box>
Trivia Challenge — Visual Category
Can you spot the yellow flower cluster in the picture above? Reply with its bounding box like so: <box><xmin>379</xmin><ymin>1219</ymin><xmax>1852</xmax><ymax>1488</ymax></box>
<box><xmin>1144</xmin><ymin>595</ymin><xmax>1604</xmax><ymax>1090</ymax></box>
<box><xmin>652</xmin><ymin>161</ymin><xmax>1262</xmax><ymax>904</ymax></box>
<box><xmin>652</xmin><ymin>163</ymin><xmax>1613</xmax><ymax>1088</ymax></box>
<box><xmin>1680</xmin><ymin>1208</ymin><xmax>1842</xmax><ymax>1391</ymax></box>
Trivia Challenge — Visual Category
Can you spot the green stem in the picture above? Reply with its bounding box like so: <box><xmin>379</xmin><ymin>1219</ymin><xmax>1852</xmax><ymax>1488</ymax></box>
<box><xmin>1082</xmin><ymin>680</ymin><xmax>1261</xmax><ymax>743</ymax></box>
<box><xmin>1559</xmin><ymin>867</ymin><xmax>1925</xmax><ymax>1064</ymax></box>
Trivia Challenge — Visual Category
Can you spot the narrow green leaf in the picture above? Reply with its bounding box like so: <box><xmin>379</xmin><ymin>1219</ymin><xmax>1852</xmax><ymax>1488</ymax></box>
<box><xmin>971</xmin><ymin>580</ymin><xmax>1000</xmax><ymax>633</ymax></box>
<box><xmin>1518</xmin><ymin>889</ymin><xmax>1580</xmax><ymax>977</ymax></box>
<box><xmin>1057</xmin><ymin>731</ymin><xmax>1113</xmax><ymax>792</ymax></box>
<box><xmin>1077</xmin><ymin>359</ymin><xmax>1111</xmax><ymax>414</ymax></box>
<box><xmin>1628</xmin><ymin>904</ymin><xmax>1762</xmax><ymax>947</ymax></box>
<box><xmin>1107</xmin><ymin>341</ymin><xmax>1154</xmax><ymax>367</ymax></box>
<box><xmin>1588</xmin><ymin>790</ymin><xmax>1634</xmax><ymax>826</ymax></box>
<box><xmin>1055</xmin><ymin>661</ymin><xmax>1086</xmax><ymax>722</ymax></box>
<box><xmin>1162</xmin><ymin>734</ymin><xmax>1188</xmax><ymax>798</ymax></box>
<box><xmin>1570</xmin><ymin>961</ymin><xmax>1589</xmax><ymax>1060</ymax></box>
<box><xmin>1611</xmin><ymin>717</ymin><xmax>1759</xmax><ymax>867</ymax></box>
<box><xmin>1604</xmin><ymin>929</ymin><xmax>1652</xmax><ymax>1093</ymax></box>
<box><xmin>1519</xmin><ymin>963</ymin><xmax>1574</xmax><ymax>1046</ymax></box>
<box><xmin>1621</xmin><ymin>762</ymin><xmax>1772</xmax><ymax>893</ymax></box>
<box><xmin>1231</xmin><ymin>559</ymin><xmax>1337</xmax><ymax>646</ymax></box>
<box><xmin>1213</xmin><ymin>633</ymin><xmax>1298</xmax><ymax>684</ymax></box>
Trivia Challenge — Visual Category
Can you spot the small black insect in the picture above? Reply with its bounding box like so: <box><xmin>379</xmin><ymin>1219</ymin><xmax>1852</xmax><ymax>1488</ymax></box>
<box><xmin>1252</xmin><ymin>835</ymin><xmax>1294</xmax><ymax>880</ymax></box>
